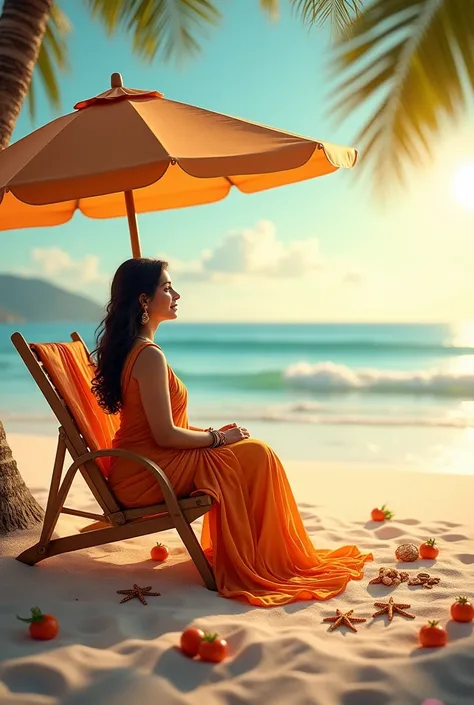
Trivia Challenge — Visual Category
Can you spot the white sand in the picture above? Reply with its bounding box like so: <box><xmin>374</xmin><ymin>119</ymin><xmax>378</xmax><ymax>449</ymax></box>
<box><xmin>1</xmin><ymin>433</ymin><xmax>473</xmax><ymax>705</ymax></box>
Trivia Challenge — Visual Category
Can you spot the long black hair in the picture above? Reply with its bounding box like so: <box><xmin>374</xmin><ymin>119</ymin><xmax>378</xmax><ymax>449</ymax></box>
<box><xmin>91</xmin><ymin>258</ymin><xmax>168</xmax><ymax>414</ymax></box>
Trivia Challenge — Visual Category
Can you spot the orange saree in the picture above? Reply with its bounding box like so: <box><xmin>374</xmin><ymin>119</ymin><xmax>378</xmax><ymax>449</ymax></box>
<box><xmin>108</xmin><ymin>342</ymin><xmax>373</xmax><ymax>607</ymax></box>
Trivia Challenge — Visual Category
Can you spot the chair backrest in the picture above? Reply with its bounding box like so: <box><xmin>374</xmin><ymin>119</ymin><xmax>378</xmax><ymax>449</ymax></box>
<box><xmin>11</xmin><ymin>331</ymin><xmax>122</xmax><ymax>515</ymax></box>
<box><xmin>30</xmin><ymin>339</ymin><xmax>120</xmax><ymax>477</ymax></box>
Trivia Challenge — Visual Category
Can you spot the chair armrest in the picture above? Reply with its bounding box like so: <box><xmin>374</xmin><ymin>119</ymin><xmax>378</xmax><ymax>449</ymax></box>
<box><xmin>67</xmin><ymin>448</ymin><xmax>183</xmax><ymax>517</ymax></box>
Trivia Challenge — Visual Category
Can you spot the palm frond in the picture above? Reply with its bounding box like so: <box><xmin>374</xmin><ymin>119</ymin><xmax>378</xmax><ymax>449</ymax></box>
<box><xmin>332</xmin><ymin>0</ymin><xmax>474</xmax><ymax>193</ymax></box>
<box><xmin>26</xmin><ymin>4</ymin><xmax>71</xmax><ymax>120</ymax></box>
<box><xmin>291</xmin><ymin>0</ymin><xmax>363</xmax><ymax>37</ymax></box>
<box><xmin>86</xmin><ymin>0</ymin><xmax>221</xmax><ymax>65</ymax></box>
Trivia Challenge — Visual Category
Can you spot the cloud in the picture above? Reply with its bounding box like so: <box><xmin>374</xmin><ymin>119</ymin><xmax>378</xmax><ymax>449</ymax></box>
<box><xmin>30</xmin><ymin>247</ymin><xmax>108</xmax><ymax>284</ymax></box>
<box><xmin>342</xmin><ymin>269</ymin><xmax>366</xmax><ymax>285</ymax></box>
<box><xmin>162</xmin><ymin>220</ymin><xmax>323</xmax><ymax>281</ymax></box>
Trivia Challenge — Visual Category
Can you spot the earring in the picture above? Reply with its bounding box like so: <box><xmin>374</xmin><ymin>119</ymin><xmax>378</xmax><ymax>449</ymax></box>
<box><xmin>141</xmin><ymin>307</ymin><xmax>150</xmax><ymax>324</ymax></box>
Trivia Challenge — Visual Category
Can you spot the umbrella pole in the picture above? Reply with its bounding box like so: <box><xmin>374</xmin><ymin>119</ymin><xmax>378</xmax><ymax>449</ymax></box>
<box><xmin>124</xmin><ymin>190</ymin><xmax>142</xmax><ymax>258</ymax></box>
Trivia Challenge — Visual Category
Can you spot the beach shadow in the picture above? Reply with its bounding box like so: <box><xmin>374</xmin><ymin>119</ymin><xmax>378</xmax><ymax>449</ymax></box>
<box><xmin>440</xmin><ymin>533</ymin><xmax>470</xmax><ymax>542</ymax></box>
<box><xmin>365</xmin><ymin>584</ymin><xmax>401</xmax><ymax>598</ymax></box>
<box><xmin>60</xmin><ymin>669</ymin><xmax>187</xmax><ymax>705</ymax></box>
<box><xmin>374</xmin><ymin>526</ymin><xmax>406</xmax><ymax>539</ymax></box>
<box><xmin>321</xmin><ymin>624</ymin><xmax>364</xmax><ymax>636</ymax></box>
<box><xmin>437</xmin><ymin>521</ymin><xmax>463</xmax><ymax>529</ymax></box>
<box><xmin>445</xmin><ymin>618</ymin><xmax>474</xmax><ymax>639</ymax></box>
<box><xmin>361</xmin><ymin>522</ymin><xmax>406</xmax><ymax>538</ymax></box>
<box><xmin>340</xmin><ymin>688</ymin><xmax>388</xmax><ymax>705</ymax></box>
<box><xmin>152</xmin><ymin>646</ymin><xmax>219</xmax><ymax>691</ymax></box>
<box><xmin>282</xmin><ymin>601</ymin><xmax>319</xmax><ymax>616</ymax></box>
<box><xmin>2</xmin><ymin>660</ymin><xmax>69</xmax><ymax>697</ymax></box>
<box><xmin>457</xmin><ymin>553</ymin><xmax>474</xmax><ymax>564</ymax></box>
<box><xmin>396</xmin><ymin>518</ymin><xmax>421</xmax><ymax>526</ymax></box>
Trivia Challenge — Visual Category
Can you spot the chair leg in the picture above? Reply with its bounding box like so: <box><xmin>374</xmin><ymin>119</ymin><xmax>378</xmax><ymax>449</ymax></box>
<box><xmin>17</xmin><ymin>454</ymin><xmax>79</xmax><ymax>566</ymax></box>
<box><xmin>38</xmin><ymin>431</ymin><xmax>67</xmax><ymax>547</ymax></box>
<box><xmin>173</xmin><ymin>519</ymin><xmax>217</xmax><ymax>591</ymax></box>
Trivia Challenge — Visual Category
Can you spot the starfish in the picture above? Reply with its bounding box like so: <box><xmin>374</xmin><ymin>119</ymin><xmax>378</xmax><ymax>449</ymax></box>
<box><xmin>372</xmin><ymin>596</ymin><xmax>415</xmax><ymax>622</ymax></box>
<box><xmin>116</xmin><ymin>584</ymin><xmax>161</xmax><ymax>605</ymax></box>
<box><xmin>323</xmin><ymin>608</ymin><xmax>367</xmax><ymax>633</ymax></box>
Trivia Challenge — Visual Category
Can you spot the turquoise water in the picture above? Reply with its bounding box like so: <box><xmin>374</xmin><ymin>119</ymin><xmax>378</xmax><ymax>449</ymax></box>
<box><xmin>2</xmin><ymin>321</ymin><xmax>474</xmax><ymax>470</ymax></box>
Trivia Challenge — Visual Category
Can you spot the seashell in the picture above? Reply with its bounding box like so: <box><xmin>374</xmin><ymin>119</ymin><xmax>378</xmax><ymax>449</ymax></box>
<box><xmin>382</xmin><ymin>577</ymin><xmax>393</xmax><ymax>585</ymax></box>
<box><xmin>395</xmin><ymin>543</ymin><xmax>419</xmax><ymax>562</ymax></box>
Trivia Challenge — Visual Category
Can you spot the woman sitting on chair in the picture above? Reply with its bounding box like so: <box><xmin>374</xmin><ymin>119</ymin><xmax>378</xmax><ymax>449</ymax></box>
<box><xmin>92</xmin><ymin>258</ymin><xmax>373</xmax><ymax>607</ymax></box>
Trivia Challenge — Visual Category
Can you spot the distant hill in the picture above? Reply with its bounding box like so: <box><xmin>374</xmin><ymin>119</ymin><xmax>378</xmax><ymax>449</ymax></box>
<box><xmin>0</xmin><ymin>274</ymin><xmax>104</xmax><ymax>322</ymax></box>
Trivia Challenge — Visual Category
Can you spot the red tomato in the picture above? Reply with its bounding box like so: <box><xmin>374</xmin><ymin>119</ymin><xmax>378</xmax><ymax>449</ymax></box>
<box><xmin>180</xmin><ymin>627</ymin><xmax>205</xmax><ymax>657</ymax></box>
<box><xmin>17</xmin><ymin>607</ymin><xmax>59</xmax><ymax>641</ymax></box>
<box><xmin>150</xmin><ymin>543</ymin><xmax>169</xmax><ymax>561</ymax></box>
<box><xmin>450</xmin><ymin>596</ymin><xmax>474</xmax><ymax>623</ymax></box>
<box><xmin>198</xmin><ymin>633</ymin><xmax>228</xmax><ymax>663</ymax></box>
<box><xmin>371</xmin><ymin>504</ymin><xmax>394</xmax><ymax>522</ymax></box>
<box><xmin>418</xmin><ymin>621</ymin><xmax>447</xmax><ymax>648</ymax></box>
<box><xmin>419</xmin><ymin>539</ymin><xmax>439</xmax><ymax>559</ymax></box>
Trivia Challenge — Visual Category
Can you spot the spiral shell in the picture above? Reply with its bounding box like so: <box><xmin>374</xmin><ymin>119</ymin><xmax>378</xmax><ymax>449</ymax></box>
<box><xmin>395</xmin><ymin>543</ymin><xmax>419</xmax><ymax>562</ymax></box>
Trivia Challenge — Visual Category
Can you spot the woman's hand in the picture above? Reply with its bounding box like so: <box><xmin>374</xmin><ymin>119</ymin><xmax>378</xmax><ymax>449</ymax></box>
<box><xmin>221</xmin><ymin>424</ymin><xmax>250</xmax><ymax>445</ymax></box>
<box><xmin>218</xmin><ymin>423</ymin><xmax>237</xmax><ymax>432</ymax></box>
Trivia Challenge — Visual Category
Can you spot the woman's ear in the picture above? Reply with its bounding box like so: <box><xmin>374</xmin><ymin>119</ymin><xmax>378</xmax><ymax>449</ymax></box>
<box><xmin>138</xmin><ymin>293</ymin><xmax>147</xmax><ymax>306</ymax></box>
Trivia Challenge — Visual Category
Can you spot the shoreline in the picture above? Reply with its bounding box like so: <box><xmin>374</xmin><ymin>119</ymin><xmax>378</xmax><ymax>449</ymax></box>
<box><xmin>5</xmin><ymin>416</ymin><xmax>474</xmax><ymax>475</ymax></box>
<box><xmin>7</xmin><ymin>432</ymin><xmax>474</xmax><ymax>525</ymax></box>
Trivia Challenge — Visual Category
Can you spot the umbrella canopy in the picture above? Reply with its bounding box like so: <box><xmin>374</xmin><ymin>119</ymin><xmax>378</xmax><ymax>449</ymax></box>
<box><xmin>0</xmin><ymin>73</ymin><xmax>357</xmax><ymax>258</ymax></box>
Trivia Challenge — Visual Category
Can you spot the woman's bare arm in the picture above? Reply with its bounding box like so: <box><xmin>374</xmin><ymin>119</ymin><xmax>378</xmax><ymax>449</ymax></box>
<box><xmin>133</xmin><ymin>346</ymin><xmax>213</xmax><ymax>449</ymax></box>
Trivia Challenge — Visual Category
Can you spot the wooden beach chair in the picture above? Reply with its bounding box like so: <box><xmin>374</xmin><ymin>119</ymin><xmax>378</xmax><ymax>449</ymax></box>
<box><xmin>10</xmin><ymin>331</ymin><xmax>217</xmax><ymax>591</ymax></box>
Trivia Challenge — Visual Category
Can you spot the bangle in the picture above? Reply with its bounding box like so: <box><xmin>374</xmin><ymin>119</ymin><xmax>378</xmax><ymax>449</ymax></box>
<box><xmin>209</xmin><ymin>429</ymin><xmax>226</xmax><ymax>448</ymax></box>
<box><xmin>208</xmin><ymin>430</ymin><xmax>218</xmax><ymax>447</ymax></box>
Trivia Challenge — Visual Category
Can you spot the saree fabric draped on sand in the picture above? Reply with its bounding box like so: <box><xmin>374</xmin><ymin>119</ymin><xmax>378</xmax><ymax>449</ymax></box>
<box><xmin>109</xmin><ymin>342</ymin><xmax>373</xmax><ymax>607</ymax></box>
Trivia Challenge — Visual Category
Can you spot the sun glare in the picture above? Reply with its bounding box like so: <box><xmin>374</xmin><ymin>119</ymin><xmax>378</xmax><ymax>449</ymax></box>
<box><xmin>452</xmin><ymin>162</ymin><xmax>474</xmax><ymax>210</ymax></box>
<box><xmin>450</xmin><ymin>320</ymin><xmax>474</xmax><ymax>348</ymax></box>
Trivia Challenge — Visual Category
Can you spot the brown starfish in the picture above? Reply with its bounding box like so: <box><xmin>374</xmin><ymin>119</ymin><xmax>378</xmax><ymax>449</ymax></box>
<box><xmin>372</xmin><ymin>596</ymin><xmax>415</xmax><ymax>622</ymax></box>
<box><xmin>116</xmin><ymin>584</ymin><xmax>161</xmax><ymax>605</ymax></box>
<box><xmin>323</xmin><ymin>609</ymin><xmax>367</xmax><ymax>633</ymax></box>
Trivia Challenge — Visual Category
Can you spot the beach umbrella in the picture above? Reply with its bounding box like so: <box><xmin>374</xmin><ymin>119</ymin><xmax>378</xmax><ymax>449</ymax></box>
<box><xmin>0</xmin><ymin>73</ymin><xmax>357</xmax><ymax>258</ymax></box>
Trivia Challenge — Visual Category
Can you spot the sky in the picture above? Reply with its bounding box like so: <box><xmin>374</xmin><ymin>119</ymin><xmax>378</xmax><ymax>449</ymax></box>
<box><xmin>1</xmin><ymin>0</ymin><xmax>474</xmax><ymax>323</ymax></box>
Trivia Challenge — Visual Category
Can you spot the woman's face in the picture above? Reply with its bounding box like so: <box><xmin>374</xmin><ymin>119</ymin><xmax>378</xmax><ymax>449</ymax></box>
<box><xmin>143</xmin><ymin>269</ymin><xmax>180</xmax><ymax>324</ymax></box>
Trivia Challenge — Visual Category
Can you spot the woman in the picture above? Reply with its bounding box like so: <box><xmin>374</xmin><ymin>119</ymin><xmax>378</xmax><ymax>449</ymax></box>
<box><xmin>92</xmin><ymin>258</ymin><xmax>373</xmax><ymax>607</ymax></box>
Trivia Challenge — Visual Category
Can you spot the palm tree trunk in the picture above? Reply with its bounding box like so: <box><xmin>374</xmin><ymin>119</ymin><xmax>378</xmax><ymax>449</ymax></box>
<box><xmin>0</xmin><ymin>420</ymin><xmax>44</xmax><ymax>532</ymax></box>
<box><xmin>0</xmin><ymin>1</ymin><xmax>52</xmax><ymax>531</ymax></box>
<box><xmin>0</xmin><ymin>0</ymin><xmax>53</xmax><ymax>150</ymax></box>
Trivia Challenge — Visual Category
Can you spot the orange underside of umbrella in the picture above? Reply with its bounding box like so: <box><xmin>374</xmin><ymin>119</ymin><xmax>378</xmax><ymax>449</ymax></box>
<box><xmin>0</xmin><ymin>74</ymin><xmax>357</xmax><ymax>257</ymax></box>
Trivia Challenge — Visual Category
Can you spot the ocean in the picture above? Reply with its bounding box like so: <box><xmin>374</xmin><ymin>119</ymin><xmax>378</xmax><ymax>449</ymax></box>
<box><xmin>1</xmin><ymin>321</ymin><xmax>474</xmax><ymax>473</ymax></box>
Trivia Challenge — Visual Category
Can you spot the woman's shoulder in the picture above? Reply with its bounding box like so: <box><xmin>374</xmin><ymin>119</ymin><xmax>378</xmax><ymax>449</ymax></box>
<box><xmin>130</xmin><ymin>343</ymin><xmax>168</xmax><ymax>380</ymax></box>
